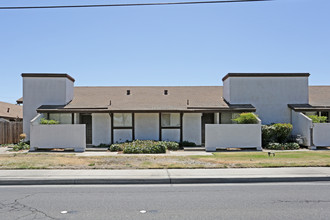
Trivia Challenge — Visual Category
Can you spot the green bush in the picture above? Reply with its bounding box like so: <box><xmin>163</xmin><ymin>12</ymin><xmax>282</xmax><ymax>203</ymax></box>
<box><xmin>40</xmin><ymin>118</ymin><xmax>59</xmax><ymax>125</ymax></box>
<box><xmin>13</xmin><ymin>141</ymin><xmax>30</xmax><ymax>151</ymax></box>
<box><xmin>308</xmin><ymin>115</ymin><xmax>328</xmax><ymax>123</ymax></box>
<box><xmin>232</xmin><ymin>113</ymin><xmax>259</xmax><ymax>124</ymax></box>
<box><xmin>114</xmin><ymin>140</ymin><xmax>166</xmax><ymax>154</ymax></box>
<box><xmin>94</xmin><ymin>143</ymin><xmax>110</xmax><ymax>148</ymax></box>
<box><xmin>262</xmin><ymin>123</ymin><xmax>293</xmax><ymax>145</ymax></box>
<box><xmin>273</xmin><ymin>123</ymin><xmax>293</xmax><ymax>143</ymax></box>
<box><xmin>109</xmin><ymin>144</ymin><xmax>123</xmax><ymax>152</ymax></box>
<box><xmin>123</xmin><ymin>143</ymin><xmax>166</xmax><ymax>154</ymax></box>
<box><xmin>160</xmin><ymin>141</ymin><xmax>179</xmax><ymax>151</ymax></box>
<box><xmin>265</xmin><ymin>142</ymin><xmax>300</xmax><ymax>150</ymax></box>
<box><xmin>179</xmin><ymin>141</ymin><xmax>197</xmax><ymax>147</ymax></box>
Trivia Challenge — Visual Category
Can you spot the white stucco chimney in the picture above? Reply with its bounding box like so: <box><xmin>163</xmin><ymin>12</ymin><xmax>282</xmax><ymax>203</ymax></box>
<box><xmin>22</xmin><ymin>73</ymin><xmax>75</xmax><ymax>140</ymax></box>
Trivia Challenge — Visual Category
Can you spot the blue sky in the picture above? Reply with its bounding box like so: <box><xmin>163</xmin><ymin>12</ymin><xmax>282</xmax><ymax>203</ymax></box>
<box><xmin>1</xmin><ymin>0</ymin><xmax>329</xmax><ymax>103</ymax></box>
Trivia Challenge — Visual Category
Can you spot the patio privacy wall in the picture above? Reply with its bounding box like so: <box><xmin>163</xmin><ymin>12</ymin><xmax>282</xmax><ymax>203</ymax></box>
<box><xmin>291</xmin><ymin>111</ymin><xmax>312</xmax><ymax>147</ymax></box>
<box><xmin>30</xmin><ymin>114</ymin><xmax>86</xmax><ymax>152</ymax></box>
<box><xmin>313</xmin><ymin>123</ymin><xmax>330</xmax><ymax>147</ymax></box>
<box><xmin>205</xmin><ymin>118</ymin><xmax>262</xmax><ymax>151</ymax></box>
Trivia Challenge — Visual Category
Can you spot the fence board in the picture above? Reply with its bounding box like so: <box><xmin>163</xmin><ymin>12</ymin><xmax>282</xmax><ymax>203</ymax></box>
<box><xmin>0</xmin><ymin>121</ymin><xmax>23</xmax><ymax>144</ymax></box>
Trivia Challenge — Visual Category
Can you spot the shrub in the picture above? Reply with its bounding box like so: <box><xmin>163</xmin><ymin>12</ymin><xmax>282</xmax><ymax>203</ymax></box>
<box><xmin>94</xmin><ymin>143</ymin><xmax>110</xmax><ymax>148</ymax></box>
<box><xmin>179</xmin><ymin>141</ymin><xmax>197</xmax><ymax>148</ymax></box>
<box><xmin>13</xmin><ymin>141</ymin><xmax>30</xmax><ymax>151</ymax></box>
<box><xmin>232</xmin><ymin>113</ymin><xmax>259</xmax><ymax>124</ymax></box>
<box><xmin>109</xmin><ymin>144</ymin><xmax>123</xmax><ymax>152</ymax></box>
<box><xmin>308</xmin><ymin>115</ymin><xmax>328</xmax><ymax>123</ymax></box>
<box><xmin>273</xmin><ymin>123</ymin><xmax>293</xmax><ymax>143</ymax></box>
<box><xmin>40</xmin><ymin>118</ymin><xmax>59</xmax><ymax>125</ymax></box>
<box><xmin>123</xmin><ymin>144</ymin><xmax>166</xmax><ymax>154</ymax></box>
<box><xmin>262</xmin><ymin>123</ymin><xmax>293</xmax><ymax>145</ymax></box>
<box><xmin>160</xmin><ymin>141</ymin><xmax>179</xmax><ymax>151</ymax></box>
<box><xmin>121</xmin><ymin>140</ymin><xmax>167</xmax><ymax>154</ymax></box>
<box><xmin>265</xmin><ymin>142</ymin><xmax>300</xmax><ymax>150</ymax></box>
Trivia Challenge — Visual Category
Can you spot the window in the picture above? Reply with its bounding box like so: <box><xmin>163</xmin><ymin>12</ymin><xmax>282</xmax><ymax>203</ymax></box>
<box><xmin>113</xmin><ymin>113</ymin><xmax>132</xmax><ymax>127</ymax></box>
<box><xmin>161</xmin><ymin>113</ymin><xmax>180</xmax><ymax>127</ymax></box>
<box><xmin>48</xmin><ymin>113</ymin><xmax>72</xmax><ymax>124</ymax></box>
<box><xmin>127</xmin><ymin>90</ymin><xmax>131</xmax><ymax>95</ymax></box>
<box><xmin>164</xmin><ymin>90</ymin><xmax>168</xmax><ymax>95</ymax></box>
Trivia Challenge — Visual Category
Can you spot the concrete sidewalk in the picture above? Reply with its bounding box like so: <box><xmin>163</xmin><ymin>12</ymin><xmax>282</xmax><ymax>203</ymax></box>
<box><xmin>1</xmin><ymin>167</ymin><xmax>330</xmax><ymax>185</ymax></box>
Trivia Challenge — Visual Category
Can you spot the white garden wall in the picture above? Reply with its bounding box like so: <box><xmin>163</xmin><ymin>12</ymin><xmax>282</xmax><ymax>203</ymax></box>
<box><xmin>312</xmin><ymin>123</ymin><xmax>330</xmax><ymax>147</ymax></box>
<box><xmin>92</xmin><ymin>113</ymin><xmax>111</xmax><ymax>145</ymax></box>
<box><xmin>30</xmin><ymin>124</ymin><xmax>86</xmax><ymax>152</ymax></box>
<box><xmin>183</xmin><ymin>113</ymin><xmax>201</xmax><ymax>145</ymax></box>
<box><xmin>291</xmin><ymin>110</ymin><xmax>312</xmax><ymax>146</ymax></box>
<box><xmin>135</xmin><ymin>113</ymin><xmax>159</xmax><ymax>140</ymax></box>
<box><xmin>205</xmin><ymin>123</ymin><xmax>262</xmax><ymax>151</ymax></box>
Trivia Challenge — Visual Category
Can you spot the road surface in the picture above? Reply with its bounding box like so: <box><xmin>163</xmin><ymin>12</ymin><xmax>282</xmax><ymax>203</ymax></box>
<box><xmin>1</xmin><ymin>182</ymin><xmax>330</xmax><ymax>219</ymax></box>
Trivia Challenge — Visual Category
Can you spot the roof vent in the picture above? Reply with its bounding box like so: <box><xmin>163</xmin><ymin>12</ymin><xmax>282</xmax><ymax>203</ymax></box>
<box><xmin>127</xmin><ymin>90</ymin><xmax>130</xmax><ymax>95</ymax></box>
<box><xmin>164</xmin><ymin>90</ymin><xmax>168</xmax><ymax>95</ymax></box>
<box><xmin>7</xmin><ymin>108</ymin><xmax>10</xmax><ymax>113</ymax></box>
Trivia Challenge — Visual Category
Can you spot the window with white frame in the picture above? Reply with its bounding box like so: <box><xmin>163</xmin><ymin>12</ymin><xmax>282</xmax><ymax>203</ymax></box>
<box><xmin>161</xmin><ymin>113</ymin><xmax>180</xmax><ymax>127</ymax></box>
<box><xmin>113</xmin><ymin>113</ymin><xmax>132</xmax><ymax>127</ymax></box>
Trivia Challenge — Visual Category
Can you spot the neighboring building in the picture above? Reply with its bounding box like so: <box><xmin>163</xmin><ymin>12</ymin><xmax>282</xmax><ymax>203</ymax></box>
<box><xmin>0</xmin><ymin>101</ymin><xmax>22</xmax><ymax>121</ymax></box>
<box><xmin>19</xmin><ymin>73</ymin><xmax>330</xmax><ymax>151</ymax></box>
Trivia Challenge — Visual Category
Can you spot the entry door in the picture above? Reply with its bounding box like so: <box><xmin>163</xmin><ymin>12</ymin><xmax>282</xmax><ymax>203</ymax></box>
<box><xmin>202</xmin><ymin>113</ymin><xmax>214</xmax><ymax>144</ymax></box>
<box><xmin>80</xmin><ymin>114</ymin><xmax>92</xmax><ymax>145</ymax></box>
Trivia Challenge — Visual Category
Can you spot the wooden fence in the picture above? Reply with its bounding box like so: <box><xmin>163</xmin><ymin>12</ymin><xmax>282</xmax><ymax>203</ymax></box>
<box><xmin>0</xmin><ymin>121</ymin><xmax>23</xmax><ymax>144</ymax></box>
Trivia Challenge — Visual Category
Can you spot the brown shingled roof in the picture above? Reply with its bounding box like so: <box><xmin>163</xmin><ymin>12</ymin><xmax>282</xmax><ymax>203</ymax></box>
<box><xmin>36</xmin><ymin>86</ymin><xmax>255</xmax><ymax>112</ymax></box>
<box><xmin>68</xmin><ymin>86</ymin><xmax>226</xmax><ymax>110</ymax></box>
<box><xmin>309</xmin><ymin>86</ymin><xmax>330</xmax><ymax>106</ymax></box>
<box><xmin>0</xmin><ymin>101</ymin><xmax>22</xmax><ymax>120</ymax></box>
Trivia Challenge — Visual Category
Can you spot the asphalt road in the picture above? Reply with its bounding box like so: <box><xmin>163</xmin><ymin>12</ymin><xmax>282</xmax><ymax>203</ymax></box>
<box><xmin>1</xmin><ymin>182</ymin><xmax>330</xmax><ymax>220</ymax></box>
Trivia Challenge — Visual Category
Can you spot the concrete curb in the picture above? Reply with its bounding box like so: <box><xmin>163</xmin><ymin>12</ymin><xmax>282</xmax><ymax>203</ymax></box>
<box><xmin>1</xmin><ymin>176</ymin><xmax>330</xmax><ymax>185</ymax></box>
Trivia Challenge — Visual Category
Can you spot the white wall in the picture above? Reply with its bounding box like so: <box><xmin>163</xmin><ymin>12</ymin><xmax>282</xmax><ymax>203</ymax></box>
<box><xmin>223</xmin><ymin>77</ymin><xmax>309</xmax><ymax>124</ymax></box>
<box><xmin>223</xmin><ymin>78</ymin><xmax>231</xmax><ymax>103</ymax></box>
<box><xmin>162</xmin><ymin>129</ymin><xmax>180</xmax><ymax>142</ymax></box>
<box><xmin>291</xmin><ymin>110</ymin><xmax>312</xmax><ymax>146</ymax></box>
<box><xmin>114</xmin><ymin>129</ymin><xmax>132</xmax><ymax>143</ymax></box>
<box><xmin>313</xmin><ymin>123</ymin><xmax>330</xmax><ymax>147</ymax></box>
<box><xmin>23</xmin><ymin>76</ymin><xmax>74</xmax><ymax>139</ymax></box>
<box><xmin>92</xmin><ymin>113</ymin><xmax>111</xmax><ymax>145</ymax></box>
<box><xmin>205</xmin><ymin>123</ymin><xmax>262</xmax><ymax>151</ymax></box>
<box><xmin>135</xmin><ymin>113</ymin><xmax>159</xmax><ymax>140</ymax></box>
<box><xmin>30</xmin><ymin>124</ymin><xmax>86</xmax><ymax>152</ymax></box>
<box><xmin>183</xmin><ymin>113</ymin><xmax>201</xmax><ymax>145</ymax></box>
